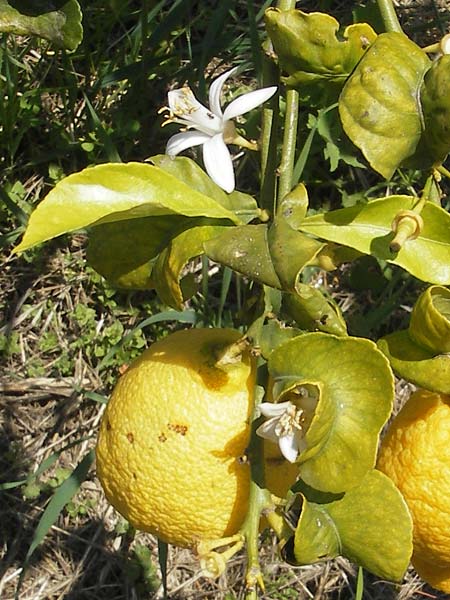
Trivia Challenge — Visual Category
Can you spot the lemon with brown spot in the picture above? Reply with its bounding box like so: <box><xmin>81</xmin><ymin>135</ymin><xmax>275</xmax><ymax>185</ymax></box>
<box><xmin>377</xmin><ymin>389</ymin><xmax>450</xmax><ymax>593</ymax></box>
<box><xmin>97</xmin><ymin>328</ymin><xmax>259</xmax><ymax>548</ymax></box>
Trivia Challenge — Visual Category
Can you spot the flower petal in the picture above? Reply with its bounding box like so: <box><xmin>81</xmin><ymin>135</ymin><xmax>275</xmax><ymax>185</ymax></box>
<box><xmin>168</xmin><ymin>88</ymin><xmax>222</xmax><ymax>135</ymax></box>
<box><xmin>208</xmin><ymin>67</ymin><xmax>238</xmax><ymax>118</ymax></box>
<box><xmin>259</xmin><ymin>401</ymin><xmax>293</xmax><ymax>418</ymax></box>
<box><xmin>223</xmin><ymin>86</ymin><xmax>277</xmax><ymax>121</ymax></box>
<box><xmin>279</xmin><ymin>434</ymin><xmax>299</xmax><ymax>463</ymax></box>
<box><xmin>202</xmin><ymin>133</ymin><xmax>235</xmax><ymax>193</ymax></box>
<box><xmin>256</xmin><ymin>417</ymin><xmax>280</xmax><ymax>443</ymax></box>
<box><xmin>166</xmin><ymin>130</ymin><xmax>210</xmax><ymax>156</ymax></box>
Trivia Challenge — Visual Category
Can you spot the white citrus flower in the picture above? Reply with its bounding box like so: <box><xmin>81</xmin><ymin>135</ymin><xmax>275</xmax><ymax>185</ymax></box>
<box><xmin>256</xmin><ymin>401</ymin><xmax>307</xmax><ymax>463</ymax></box>
<box><xmin>162</xmin><ymin>67</ymin><xmax>277</xmax><ymax>193</ymax></box>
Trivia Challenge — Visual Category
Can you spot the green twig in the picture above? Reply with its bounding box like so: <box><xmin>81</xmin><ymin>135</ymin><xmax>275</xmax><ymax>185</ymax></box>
<box><xmin>259</xmin><ymin>0</ymin><xmax>298</xmax><ymax>213</ymax></box>
<box><xmin>241</xmin><ymin>369</ymin><xmax>272</xmax><ymax>599</ymax></box>
<box><xmin>242</xmin><ymin>482</ymin><xmax>272</xmax><ymax>599</ymax></box>
<box><xmin>376</xmin><ymin>0</ymin><xmax>403</xmax><ymax>33</ymax></box>
<box><xmin>277</xmin><ymin>0</ymin><xmax>295</xmax><ymax>10</ymax></box>
<box><xmin>260</xmin><ymin>53</ymin><xmax>279</xmax><ymax>213</ymax></box>
<box><xmin>277</xmin><ymin>88</ymin><xmax>299</xmax><ymax>203</ymax></box>
<box><xmin>436</xmin><ymin>164</ymin><xmax>450</xmax><ymax>179</ymax></box>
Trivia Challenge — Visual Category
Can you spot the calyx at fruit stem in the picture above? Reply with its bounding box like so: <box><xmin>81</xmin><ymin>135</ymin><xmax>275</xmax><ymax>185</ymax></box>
<box><xmin>214</xmin><ymin>337</ymin><xmax>253</xmax><ymax>366</ymax></box>
<box><xmin>390</xmin><ymin>210</ymin><xmax>424</xmax><ymax>253</ymax></box>
<box><xmin>197</xmin><ymin>534</ymin><xmax>245</xmax><ymax>578</ymax></box>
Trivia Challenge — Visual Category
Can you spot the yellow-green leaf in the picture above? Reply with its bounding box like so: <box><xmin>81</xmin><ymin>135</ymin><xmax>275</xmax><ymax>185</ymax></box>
<box><xmin>15</xmin><ymin>162</ymin><xmax>239</xmax><ymax>253</ymax></box>
<box><xmin>282</xmin><ymin>285</ymin><xmax>347</xmax><ymax>336</ymax></box>
<box><xmin>417</xmin><ymin>54</ymin><xmax>450</xmax><ymax>166</ymax></box>
<box><xmin>288</xmin><ymin>471</ymin><xmax>412</xmax><ymax>582</ymax></box>
<box><xmin>268</xmin><ymin>333</ymin><xmax>394</xmax><ymax>492</ymax></box>
<box><xmin>339</xmin><ymin>33</ymin><xmax>430</xmax><ymax>178</ymax></box>
<box><xmin>152</xmin><ymin>224</ymin><xmax>227</xmax><ymax>309</ymax></box>
<box><xmin>410</xmin><ymin>285</ymin><xmax>450</xmax><ymax>353</ymax></box>
<box><xmin>378</xmin><ymin>286</ymin><xmax>450</xmax><ymax>393</ymax></box>
<box><xmin>150</xmin><ymin>155</ymin><xmax>259</xmax><ymax>224</ymax></box>
<box><xmin>86</xmin><ymin>216</ymin><xmax>191</xmax><ymax>290</ymax></box>
<box><xmin>265</xmin><ymin>8</ymin><xmax>376</xmax><ymax>103</ymax></box>
<box><xmin>0</xmin><ymin>0</ymin><xmax>83</xmax><ymax>50</ymax></box>
<box><xmin>299</xmin><ymin>196</ymin><xmax>450</xmax><ymax>284</ymax></box>
<box><xmin>378</xmin><ymin>330</ymin><xmax>450</xmax><ymax>394</ymax></box>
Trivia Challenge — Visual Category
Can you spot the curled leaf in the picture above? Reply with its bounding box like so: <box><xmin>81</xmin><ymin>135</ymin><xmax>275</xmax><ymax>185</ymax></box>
<box><xmin>339</xmin><ymin>32</ymin><xmax>430</xmax><ymax>178</ymax></box>
<box><xmin>153</xmin><ymin>224</ymin><xmax>227</xmax><ymax>309</ymax></box>
<box><xmin>204</xmin><ymin>220</ymin><xmax>323</xmax><ymax>292</ymax></box>
<box><xmin>282</xmin><ymin>284</ymin><xmax>347</xmax><ymax>336</ymax></box>
<box><xmin>410</xmin><ymin>285</ymin><xmax>450</xmax><ymax>353</ymax></box>
<box><xmin>377</xmin><ymin>331</ymin><xmax>450</xmax><ymax>395</ymax></box>
<box><xmin>283</xmin><ymin>471</ymin><xmax>412</xmax><ymax>582</ymax></box>
<box><xmin>204</xmin><ymin>224</ymin><xmax>281</xmax><ymax>288</ymax></box>
<box><xmin>86</xmin><ymin>216</ymin><xmax>189</xmax><ymax>290</ymax></box>
<box><xmin>265</xmin><ymin>8</ymin><xmax>376</xmax><ymax>103</ymax></box>
<box><xmin>378</xmin><ymin>286</ymin><xmax>450</xmax><ymax>393</ymax></box>
<box><xmin>268</xmin><ymin>333</ymin><xmax>394</xmax><ymax>492</ymax></box>
<box><xmin>0</xmin><ymin>0</ymin><xmax>83</xmax><ymax>50</ymax></box>
<box><xmin>417</xmin><ymin>55</ymin><xmax>450</xmax><ymax>166</ymax></box>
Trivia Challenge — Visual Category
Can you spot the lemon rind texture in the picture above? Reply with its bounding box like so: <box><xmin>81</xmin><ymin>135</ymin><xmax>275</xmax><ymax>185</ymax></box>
<box><xmin>96</xmin><ymin>328</ymin><xmax>255</xmax><ymax>548</ymax></box>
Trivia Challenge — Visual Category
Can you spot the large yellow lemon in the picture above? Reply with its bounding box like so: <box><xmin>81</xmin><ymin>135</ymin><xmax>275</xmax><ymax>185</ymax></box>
<box><xmin>377</xmin><ymin>389</ymin><xmax>450</xmax><ymax>593</ymax></box>
<box><xmin>97</xmin><ymin>327</ymin><xmax>298</xmax><ymax>548</ymax></box>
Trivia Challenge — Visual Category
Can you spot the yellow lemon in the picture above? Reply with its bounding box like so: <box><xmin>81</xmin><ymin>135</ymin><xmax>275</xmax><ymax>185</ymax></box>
<box><xmin>98</xmin><ymin>328</ymin><xmax>260</xmax><ymax>549</ymax></box>
<box><xmin>97</xmin><ymin>327</ymin><xmax>299</xmax><ymax>549</ymax></box>
<box><xmin>377</xmin><ymin>389</ymin><xmax>450</xmax><ymax>593</ymax></box>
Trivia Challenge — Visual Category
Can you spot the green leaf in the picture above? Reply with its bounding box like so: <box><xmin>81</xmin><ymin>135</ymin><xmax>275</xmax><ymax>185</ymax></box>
<box><xmin>257</xmin><ymin>319</ymin><xmax>303</xmax><ymax>360</ymax></box>
<box><xmin>314</xmin><ymin>108</ymin><xmax>365</xmax><ymax>171</ymax></box>
<box><xmin>410</xmin><ymin>285</ymin><xmax>450</xmax><ymax>353</ymax></box>
<box><xmin>377</xmin><ymin>330</ymin><xmax>450</xmax><ymax>394</ymax></box>
<box><xmin>152</xmin><ymin>224</ymin><xmax>227</xmax><ymax>309</ymax></box>
<box><xmin>339</xmin><ymin>32</ymin><xmax>430</xmax><ymax>178</ymax></box>
<box><xmin>204</xmin><ymin>215</ymin><xmax>324</xmax><ymax>292</ymax></box>
<box><xmin>204</xmin><ymin>224</ymin><xmax>281</xmax><ymax>288</ymax></box>
<box><xmin>282</xmin><ymin>284</ymin><xmax>348</xmax><ymax>336</ymax></box>
<box><xmin>0</xmin><ymin>0</ymin><xmax>83</xmax><ymax>50</ymax></box>
<box><xmin>14</xmin><ymin>162</ymin><xmax>240</xmax><ymax>253</ymax></box>
<box><xmin>299</xmin><ymin>195</ymin><xmax>450</xmax><ymax>284</ymax></box>
<box><xmin>288</xmin><ymin>471</ymin><xmax>412</xmax><ymax>582</ymax></box>
<box><xmin>268</xmin><ymin>219</ymin><xmax>325</xmax><ymax>292</ymax></box>
<box><xmin>378</xmin><ymin>285</ymin><xmax>450</xmax><ymax>393</ymax></box>
<box><xmin>416</xmin><ymin>55</ymin><xmax>450</xmax><ymax>166</ymax></box>
<box><xmin>149</xmin><ymin>155</ymin><xmax>259</xmax><ymax>224</ymax></box>
<box><xmin>86</xmin><ymin>216</ymin><xmax>190</xmax><ymax>290</ymax></box>
<box><xmin>289</xmin><ymin>495</ymin><xmax>342</xmax><ymax>562</ymax></box>
<box><xmin>268</xmin><ymin>333</ymin><xmax>394</xmax><ymax>492</ymax></box>
<box><xmin>265</xmin><ymin>8</ymin><xmax>376</xmax><ymax>104</ymax></box>
<box><xmin>278</xmin><ymin>183</ymin><xmax>309</xmax><ymax>228</ymax></box>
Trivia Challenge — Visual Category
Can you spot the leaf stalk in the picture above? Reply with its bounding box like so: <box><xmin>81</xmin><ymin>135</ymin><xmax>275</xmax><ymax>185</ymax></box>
<box><xmin>278</xmin><ymin>88</ymin><xmax>299</xmax><ymax>203</ymax></box>
<box><xmin>376</xmin><ymin>0</ymin><xmax>403</xmax><ymax>33</ymax></box>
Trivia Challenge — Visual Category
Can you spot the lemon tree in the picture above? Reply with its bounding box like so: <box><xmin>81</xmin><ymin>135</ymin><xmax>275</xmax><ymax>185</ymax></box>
<box><xmin>12</xmin><ymin>0</ymin><xmax>450</xmax><ymax>596</ymax></box>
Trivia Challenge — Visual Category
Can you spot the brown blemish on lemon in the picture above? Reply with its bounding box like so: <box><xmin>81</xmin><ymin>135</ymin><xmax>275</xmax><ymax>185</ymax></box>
<box><xmin>168</xmin><ymin>423</ymin><xmax>188</xmax><ymax>436</ymax></box>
